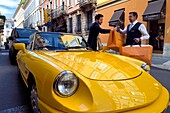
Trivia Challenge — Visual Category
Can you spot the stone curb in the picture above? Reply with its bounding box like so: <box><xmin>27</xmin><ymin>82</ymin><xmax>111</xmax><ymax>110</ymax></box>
<box><xmin>151</xmin><ymin>64</ymin><xmax>170</xmax><ymax>71</ymax></box>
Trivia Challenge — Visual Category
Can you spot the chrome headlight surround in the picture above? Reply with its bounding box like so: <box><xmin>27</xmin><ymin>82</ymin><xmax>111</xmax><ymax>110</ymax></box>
<box><xmin>53</xmin><ymin>71</ymin><xmax>79</xmax><ymax>97</ymax></box>
<box><xmin>141</xmin><ymin>63</ymin><xmax>150</xmax><ymax>73</ymax></box>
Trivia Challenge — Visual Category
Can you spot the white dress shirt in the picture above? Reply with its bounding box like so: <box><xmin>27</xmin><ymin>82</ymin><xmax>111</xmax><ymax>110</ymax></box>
<box><xmin>119</xmin><ymin>20</ymin><xmax>150</xmax><ymax>40</ymax></box>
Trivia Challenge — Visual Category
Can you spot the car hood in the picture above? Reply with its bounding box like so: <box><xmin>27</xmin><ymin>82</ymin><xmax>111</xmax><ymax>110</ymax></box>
<box><xmin>39</xmin><ymin>51</ymin><xmax>143</xmax><ymax>81</ymax></box>
<box><xmin>32</xmin><ymin>51</ymin><xmax>163</xmax><ymax>112</ymax></box>
<box><xmin>16</xmin><ymin>38</ymin><xmax>29</xmax><ymax>44</ymax></box>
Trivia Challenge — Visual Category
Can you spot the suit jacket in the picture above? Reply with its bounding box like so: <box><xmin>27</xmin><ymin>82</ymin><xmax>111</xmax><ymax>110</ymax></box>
<box><xmin>87</xmin><ymin>22</ymin><xmax>110</xmax><ymax>51</ymax></box>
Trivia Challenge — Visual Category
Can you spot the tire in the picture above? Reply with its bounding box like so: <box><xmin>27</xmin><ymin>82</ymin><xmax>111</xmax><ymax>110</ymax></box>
<box><xmin>9</xmin><ymin>46</ymin><xmax>17</xmax><ymax>65</ymax></box>
<box><xmin>4</xmin><ymin>43</ymin><xmax>9</xmax><ymax>50</ymax></box>
<box><xmin>17</xmin><ymin>66</ymin><xmax>22</xmax><ymax>79</ymax></box>
<box><xmin>29</xmin><ymin>84</ymin><xmax>41</xmax><ymax>113</ymax></box>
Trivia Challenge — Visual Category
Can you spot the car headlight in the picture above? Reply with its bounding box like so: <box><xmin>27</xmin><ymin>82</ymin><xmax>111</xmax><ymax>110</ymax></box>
<box><xmin>141</xmin><ymin>63</ymin><xmax>150</xmax><ymax>73</ymax></box>
<box><xmin>53</xmin><ymin>71</ymin><xmax>79</xmax><ymax>97</ymax></box>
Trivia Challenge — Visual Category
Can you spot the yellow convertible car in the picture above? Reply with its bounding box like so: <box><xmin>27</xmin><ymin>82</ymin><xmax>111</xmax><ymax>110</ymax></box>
<box><xmin>14</xmin><ymin>32</ymin><xmax>169</xmax><ymax>113</ymax></box>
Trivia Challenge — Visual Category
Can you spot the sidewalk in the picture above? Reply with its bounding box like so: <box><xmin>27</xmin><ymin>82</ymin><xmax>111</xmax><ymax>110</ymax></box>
<box><xmin>106</xmin><ymin>49</ymin><xmax>170</xmax><ymax>71</ymax></box>
<box><xmin>152</xmin><ymin>53</ymin><xmax>170</xmax><ymax>71</ymax></box>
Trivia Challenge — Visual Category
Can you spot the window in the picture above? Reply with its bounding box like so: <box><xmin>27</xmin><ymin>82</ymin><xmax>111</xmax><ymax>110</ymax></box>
<box><xmin>75</xmin><ymin>0</ymin><xmax>78</xmax><ymax>4</ymax></box>
<box><xmin>87</xmin><ymin>10</ymin><xmax>93</xmax><ymax>31</ymax></box>
<box><xmin>16</xmin><ymin>29</ymin><xmax>36</xmax><ymax>38</ymax></box>
<box><xmin>6</xmin><ymin>24</ymin><xmax>9</xmax><ymax>28</ymax></box>
<box><xmin>11</xmin><ymin>23</ymin><xmax>14</xmax><ymax>27</ymax></box>
<box><xmin>76</xmin><ymin>15</ymin><xmax>81</xmax><ymax>33</ymax></box>
<box><xmin>69</xmin><ymin>0</ymin><xmax>72</xmax><ymax>6</ymax></box>
<box><xmin>55</xmin><ymin>0</ymin><xmax>57</xmax><ymax>8</ymax></box>
<box><xmin>69</xmin><ymin>18</ymin><xmax>73</xmax><ymax>33</ymax></box>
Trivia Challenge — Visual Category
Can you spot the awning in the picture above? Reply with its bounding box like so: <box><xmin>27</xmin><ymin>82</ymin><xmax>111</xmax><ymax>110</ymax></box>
<box><xmin>143</xmin><ymin>0</ymin><xmax>165</xmax><ymax>21</ymax></box>
<box><xmin>109</xmin><ymin>9</ymin><xmax>124</xmax><ymax>26</ymax></box>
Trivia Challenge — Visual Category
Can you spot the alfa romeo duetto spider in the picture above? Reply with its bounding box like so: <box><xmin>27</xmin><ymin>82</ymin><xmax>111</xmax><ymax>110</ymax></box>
<box><xmin>14</xmin><ymin>32</ymin><xmax>169</xmax><ymax>113</ymax></box>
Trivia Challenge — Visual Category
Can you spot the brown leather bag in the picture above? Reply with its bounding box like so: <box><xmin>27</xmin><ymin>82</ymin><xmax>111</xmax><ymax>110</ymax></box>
<box><xmin>120</xmin><ymin>45</ymin><xmax>153</xmax><ymax>66</ymax></box>
<box><xmin>107</xmin><ymin>30</ymin><xmax>124</xmax><ymax>51</ymax></box>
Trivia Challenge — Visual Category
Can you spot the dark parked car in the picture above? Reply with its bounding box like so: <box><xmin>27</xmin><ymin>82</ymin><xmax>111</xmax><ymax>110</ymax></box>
<box><xmin>9</xmin><ymin>28</ymin><xmax>36</xmax><ymax>64</ymax></box>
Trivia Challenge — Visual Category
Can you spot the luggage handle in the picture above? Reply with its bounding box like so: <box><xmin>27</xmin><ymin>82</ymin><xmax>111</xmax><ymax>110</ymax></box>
<box><xmin>131</xmin><ymin>42</ymin><xmax>141</xmax><ymax>47</ymax></box>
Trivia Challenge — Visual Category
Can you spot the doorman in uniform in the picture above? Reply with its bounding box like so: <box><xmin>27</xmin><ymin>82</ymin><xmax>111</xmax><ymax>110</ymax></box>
<box><xmin>115</xmin><ymin>12</ymin><xmax>150</xmax><ymax>45</ymax></box>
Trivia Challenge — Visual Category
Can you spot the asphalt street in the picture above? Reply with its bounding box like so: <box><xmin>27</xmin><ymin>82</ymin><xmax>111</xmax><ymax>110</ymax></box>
<box><xmin>0</xmin><ymin>49</ymin><xmax>169</xmax><ymax>113</ymax></box>
<box><xmin>0</xmin><ymin>49</ymin><xmax>29</xmax><ymax>113</ymax></box>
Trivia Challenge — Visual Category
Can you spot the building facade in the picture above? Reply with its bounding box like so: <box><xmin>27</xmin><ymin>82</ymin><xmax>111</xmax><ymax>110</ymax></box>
<box><xmin>67</xmin><ymin>0</ymin><xmax>97</xmax><ymax>40</ymax></box>
<box><xmin>40</xmin><ymin>0</ymin><xmax>56</xmax><ymax>32</ymax></box>
<box><xmin>0</xmin><ymin>13</ymin><xmax>6</xmax><ymax>46</ymax></box>
<box><xmin>13</xmin><ymin>1</ymin><xmax>25</xmax><ymax>28</ymax></box>
<box><xmin>51</xmin><ymin>0</ymin><xmax>67</xmax><ymax>32</ymax></box>
<box><xmin>14</xmin><ymin>0</ymin><xmax>97</xmax><ymax>39</ymax></box>
<box><xmin>1</xmin><ymin>19</ymin><xmax>14</xmax><ymax>45</ymax></box>
<box><xmin>23</xmin><ymin>0</ymin><xmax>41</xmax><ymax>28</ymax></box>
<box><xmin>97</xmin><ymin>0</ymin><xmax>170</xmax><ymax>57</ymax></box>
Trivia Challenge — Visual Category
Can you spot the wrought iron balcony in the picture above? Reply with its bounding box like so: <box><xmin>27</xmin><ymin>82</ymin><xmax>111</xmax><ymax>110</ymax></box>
<box><xmin>79</xmin><ymin>0</ymin><xmax>96</xmax><ymax>8</ymax></box>
<box><xmin>52</xmin><ymin>5</ymin><xmax>67</xmax><ymax>19</ymax></box>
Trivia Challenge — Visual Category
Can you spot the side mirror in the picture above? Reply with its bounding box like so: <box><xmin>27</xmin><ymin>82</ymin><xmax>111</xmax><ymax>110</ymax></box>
<box><xmin>14</xmin><ymin>43</ymin><xmax>26</xmax><ymax>53</ymax></box>
<box><xmin>8</xmin><ymin>36</ymin><xmax>14</xmax><ymax>41</ymax></box>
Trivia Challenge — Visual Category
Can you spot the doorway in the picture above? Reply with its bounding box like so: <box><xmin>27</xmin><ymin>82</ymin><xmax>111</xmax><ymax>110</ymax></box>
<box><xmin>149</xmin><ymin>20</ymin><xmax>165</xmax><ymax>53</ymax></box>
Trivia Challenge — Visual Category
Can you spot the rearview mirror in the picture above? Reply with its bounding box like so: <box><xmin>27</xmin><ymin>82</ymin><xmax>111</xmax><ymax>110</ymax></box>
<box><xmin>14</xmin><ymin>43</ymin><xmax>26</xmax><ymax>53</ymax></box>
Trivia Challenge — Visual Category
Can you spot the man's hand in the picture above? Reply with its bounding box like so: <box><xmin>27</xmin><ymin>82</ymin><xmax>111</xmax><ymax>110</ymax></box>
<box><xmin>134</xmin><ymin>38</ymin><xmax>141</xmax><ymax>43</ymax></box>
<box><xmin>114</xmin><ymin>26</ymin><xmax>120</xmax><ymax>31</ymax></box>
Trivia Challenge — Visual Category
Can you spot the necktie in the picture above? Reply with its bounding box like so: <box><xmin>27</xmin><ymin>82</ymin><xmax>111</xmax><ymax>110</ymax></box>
<box><xmin>129</xmin><ymin>24</ymin><xmax>133</xmax><ymax>31</ymax></box>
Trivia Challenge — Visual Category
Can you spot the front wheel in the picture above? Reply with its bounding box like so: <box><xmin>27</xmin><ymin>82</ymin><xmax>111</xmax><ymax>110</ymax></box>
<box><xmin>17</xmin><ymin>66</ymin><xmax>22</xmax><ymax>79</ymax></box>
<box><xmin>29</xmin><ymin>84</ymin><xmax>41</xmax><ymax>113</ymax></box>
<box><xmin>9</xmin><ymin>46</ymin><xmax>17</xmax><ymax>65</ymax></box>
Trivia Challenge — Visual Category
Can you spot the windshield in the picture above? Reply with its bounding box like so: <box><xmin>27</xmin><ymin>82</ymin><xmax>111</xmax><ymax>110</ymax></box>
<box><xmin>34</xmin><ymin>33</ymin><xmax>89</xmax><ymax>50</ymax></box>
<box><xmin>16</xmin><ymin>29</ymin><xmax>36</xmax><ymax>38</ymax></box>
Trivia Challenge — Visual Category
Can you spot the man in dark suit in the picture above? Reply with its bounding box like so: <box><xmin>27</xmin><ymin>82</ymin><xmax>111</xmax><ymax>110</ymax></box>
<box><xmin>87</xmin><ymin>14</ymin><xmax>111</xmax><ymax>51</ymax></box>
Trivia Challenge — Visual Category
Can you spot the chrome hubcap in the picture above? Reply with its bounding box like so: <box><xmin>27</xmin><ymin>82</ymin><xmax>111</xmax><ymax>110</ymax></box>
<box><xmin>30</xmin><ymin>85</ymin><xmax>40</xmax><ymax>113</ymax></box>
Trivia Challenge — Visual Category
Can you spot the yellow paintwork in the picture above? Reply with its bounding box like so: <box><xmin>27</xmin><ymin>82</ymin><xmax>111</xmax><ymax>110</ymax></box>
<box><xmin>15</xmin><ymin>43</ymin><xmax>169</xmax><ymax>113</ymax></box>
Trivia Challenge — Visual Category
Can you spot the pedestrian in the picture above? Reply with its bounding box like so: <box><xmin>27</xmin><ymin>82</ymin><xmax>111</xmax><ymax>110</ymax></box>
<box><xmin>155</xmin><ymin>30</ymin><xmax>164</xmax><ymax>50</ymax></box>
<box><xmin>115</xmin><ymin>12</ymin><xmax>150</xmax><ymax>45</ymax></box>
<box><xmin>87</xmin><ymin>14</ymin><xmax>111</xmax><ymax>51</ymax></box>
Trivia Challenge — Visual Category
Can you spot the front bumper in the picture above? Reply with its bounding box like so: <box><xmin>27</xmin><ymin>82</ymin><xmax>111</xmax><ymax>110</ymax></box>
<box><xmin>38</xmin><ymin>99</ymin><xmax>63</xmax><ymax>113</ymax></box>
<box><xmin>124</xmin><ymin>87</ymin><xmax>169</xmax><ymax>113</ymax></box>
<box><xmin>38</xmin><ymin>87</ymin><xmax>169</xmax><ymax>113</ymax></box>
